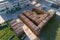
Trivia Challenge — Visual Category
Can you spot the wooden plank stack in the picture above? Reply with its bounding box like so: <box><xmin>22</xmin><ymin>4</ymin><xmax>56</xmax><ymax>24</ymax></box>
<box><xmin>23</xmin><ymin>23</ymin><xmax>40</xmax><ymax>40</ymax></box>
<box><xmin>19</xmin><ymin>14</ymin><xmax>39</xmax><ymax>36</ymax></box>
<box><xmin>10</xmin><ymin>7</ymin><xmax>55</xmax><ymax>40</ymax></box>
<box><xmin>10</xmin><ymin>19</ymin><xmax>24</xmax><ymax>36</ymax></box>
<box><xmin>18</xmin><ymin>8</ymin><xmax>55</xmax><ymax>37</ymax></box>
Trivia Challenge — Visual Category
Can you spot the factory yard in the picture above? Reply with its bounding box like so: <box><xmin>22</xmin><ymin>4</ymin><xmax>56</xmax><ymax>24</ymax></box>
<box><xmin>0</xmin><ymin>10</ymin><xmax>60</xmax><ymax>40</ymax></box>
<box><xmin>0</xmin><ymin>0</ymin><xmax>60</xmax><ymax>40</ymax></box>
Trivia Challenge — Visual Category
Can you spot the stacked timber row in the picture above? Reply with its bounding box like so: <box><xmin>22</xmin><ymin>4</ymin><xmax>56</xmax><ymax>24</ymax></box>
<box><xmin>19</xmin><ymin>8</ymin><xmax>55</xmax><ymax>36</ymax></box>
<box><xmin>10</xmin><ymin>19</ymin><xmax>39</xmax><ymax>40</ymax></box>
<box><xmin>23</xmin><ymin>10</ymin><xmax>39</xmax><ymax>25</ymax></box>
<box><xmin>10</xmin><ymin>19</ymin><xmax>24</xmax><ymax>36</ymax></box>
<box><xmin>19</xmin><ymin>14</ymin><xmax>39</xmax><ymax>36</ymax></box>
<box><xmin>23</xmin><ymin>23</ymin><xmax>40</xmax><ymax>40</ymax></box>
<box><xmin>10</xmin><ymin>19</ymin><xmax>40</xmax><ymax>40</ymax></box>
<box><xmin>10</xmin><ymin>7</ymin><xmax>55</xmax><ymax>40</ymax></box>
<box><xmin>38</xmin><ymin>9</ymin><xmax>55</xmax><ymax>29</ymax></box>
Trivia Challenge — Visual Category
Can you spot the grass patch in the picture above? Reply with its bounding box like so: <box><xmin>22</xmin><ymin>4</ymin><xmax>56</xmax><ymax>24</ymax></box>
<box><xmin>0</xmin><ymin>20</ymin><xmax>19</xmax><ymax>40</ymax></box>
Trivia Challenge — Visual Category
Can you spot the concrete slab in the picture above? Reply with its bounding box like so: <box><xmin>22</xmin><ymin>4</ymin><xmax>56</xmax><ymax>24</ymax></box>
<box><xmin>0</xmin><ymin>15</ymin><xmax>5</xmax><ymax>24</ymax></box>
<box><xmin>31</xmin><ymin>1</ymin><xmax>37</xmax><ymax>5</ymax></box>
<box><xmin>0</xmin><ymin>0</ymin><xmax>4</xmax><ymax>2</ymax></box>
<box><xmin>35</xmin><ymin>3</ymin><xmax>41</xmax><ymax>7</ymax></box>
<box><xmin>56</xmin><ymin>12</ymin><xmax>60</xmax><ymax>16</ymax></box>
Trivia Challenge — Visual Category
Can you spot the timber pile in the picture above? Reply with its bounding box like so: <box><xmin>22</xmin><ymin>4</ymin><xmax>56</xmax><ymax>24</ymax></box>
<box><xmin>10</xmin><ymin>19</ymin><xmax>24</xmax><ymax>36</ymax></box>
<box><xmin>10</xmin><ymin>7</ymin><xmax>55</xmax><ymax>40</ymax></box>
<box><xmin>18</xmin><ymin>8</ymin><xmax>55</xmax><ymax>36</ymax></box>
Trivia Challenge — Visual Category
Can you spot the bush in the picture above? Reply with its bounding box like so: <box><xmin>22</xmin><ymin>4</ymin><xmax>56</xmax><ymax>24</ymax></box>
<box><xmin>0</xmin><ymin>23</ymin><xmax>8</xmax><ymax>29</ymax></box>
<box><xmin>8</xmin><ymin>35</ymin><xmax>15</xmax><ymax>40</ymax></box>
